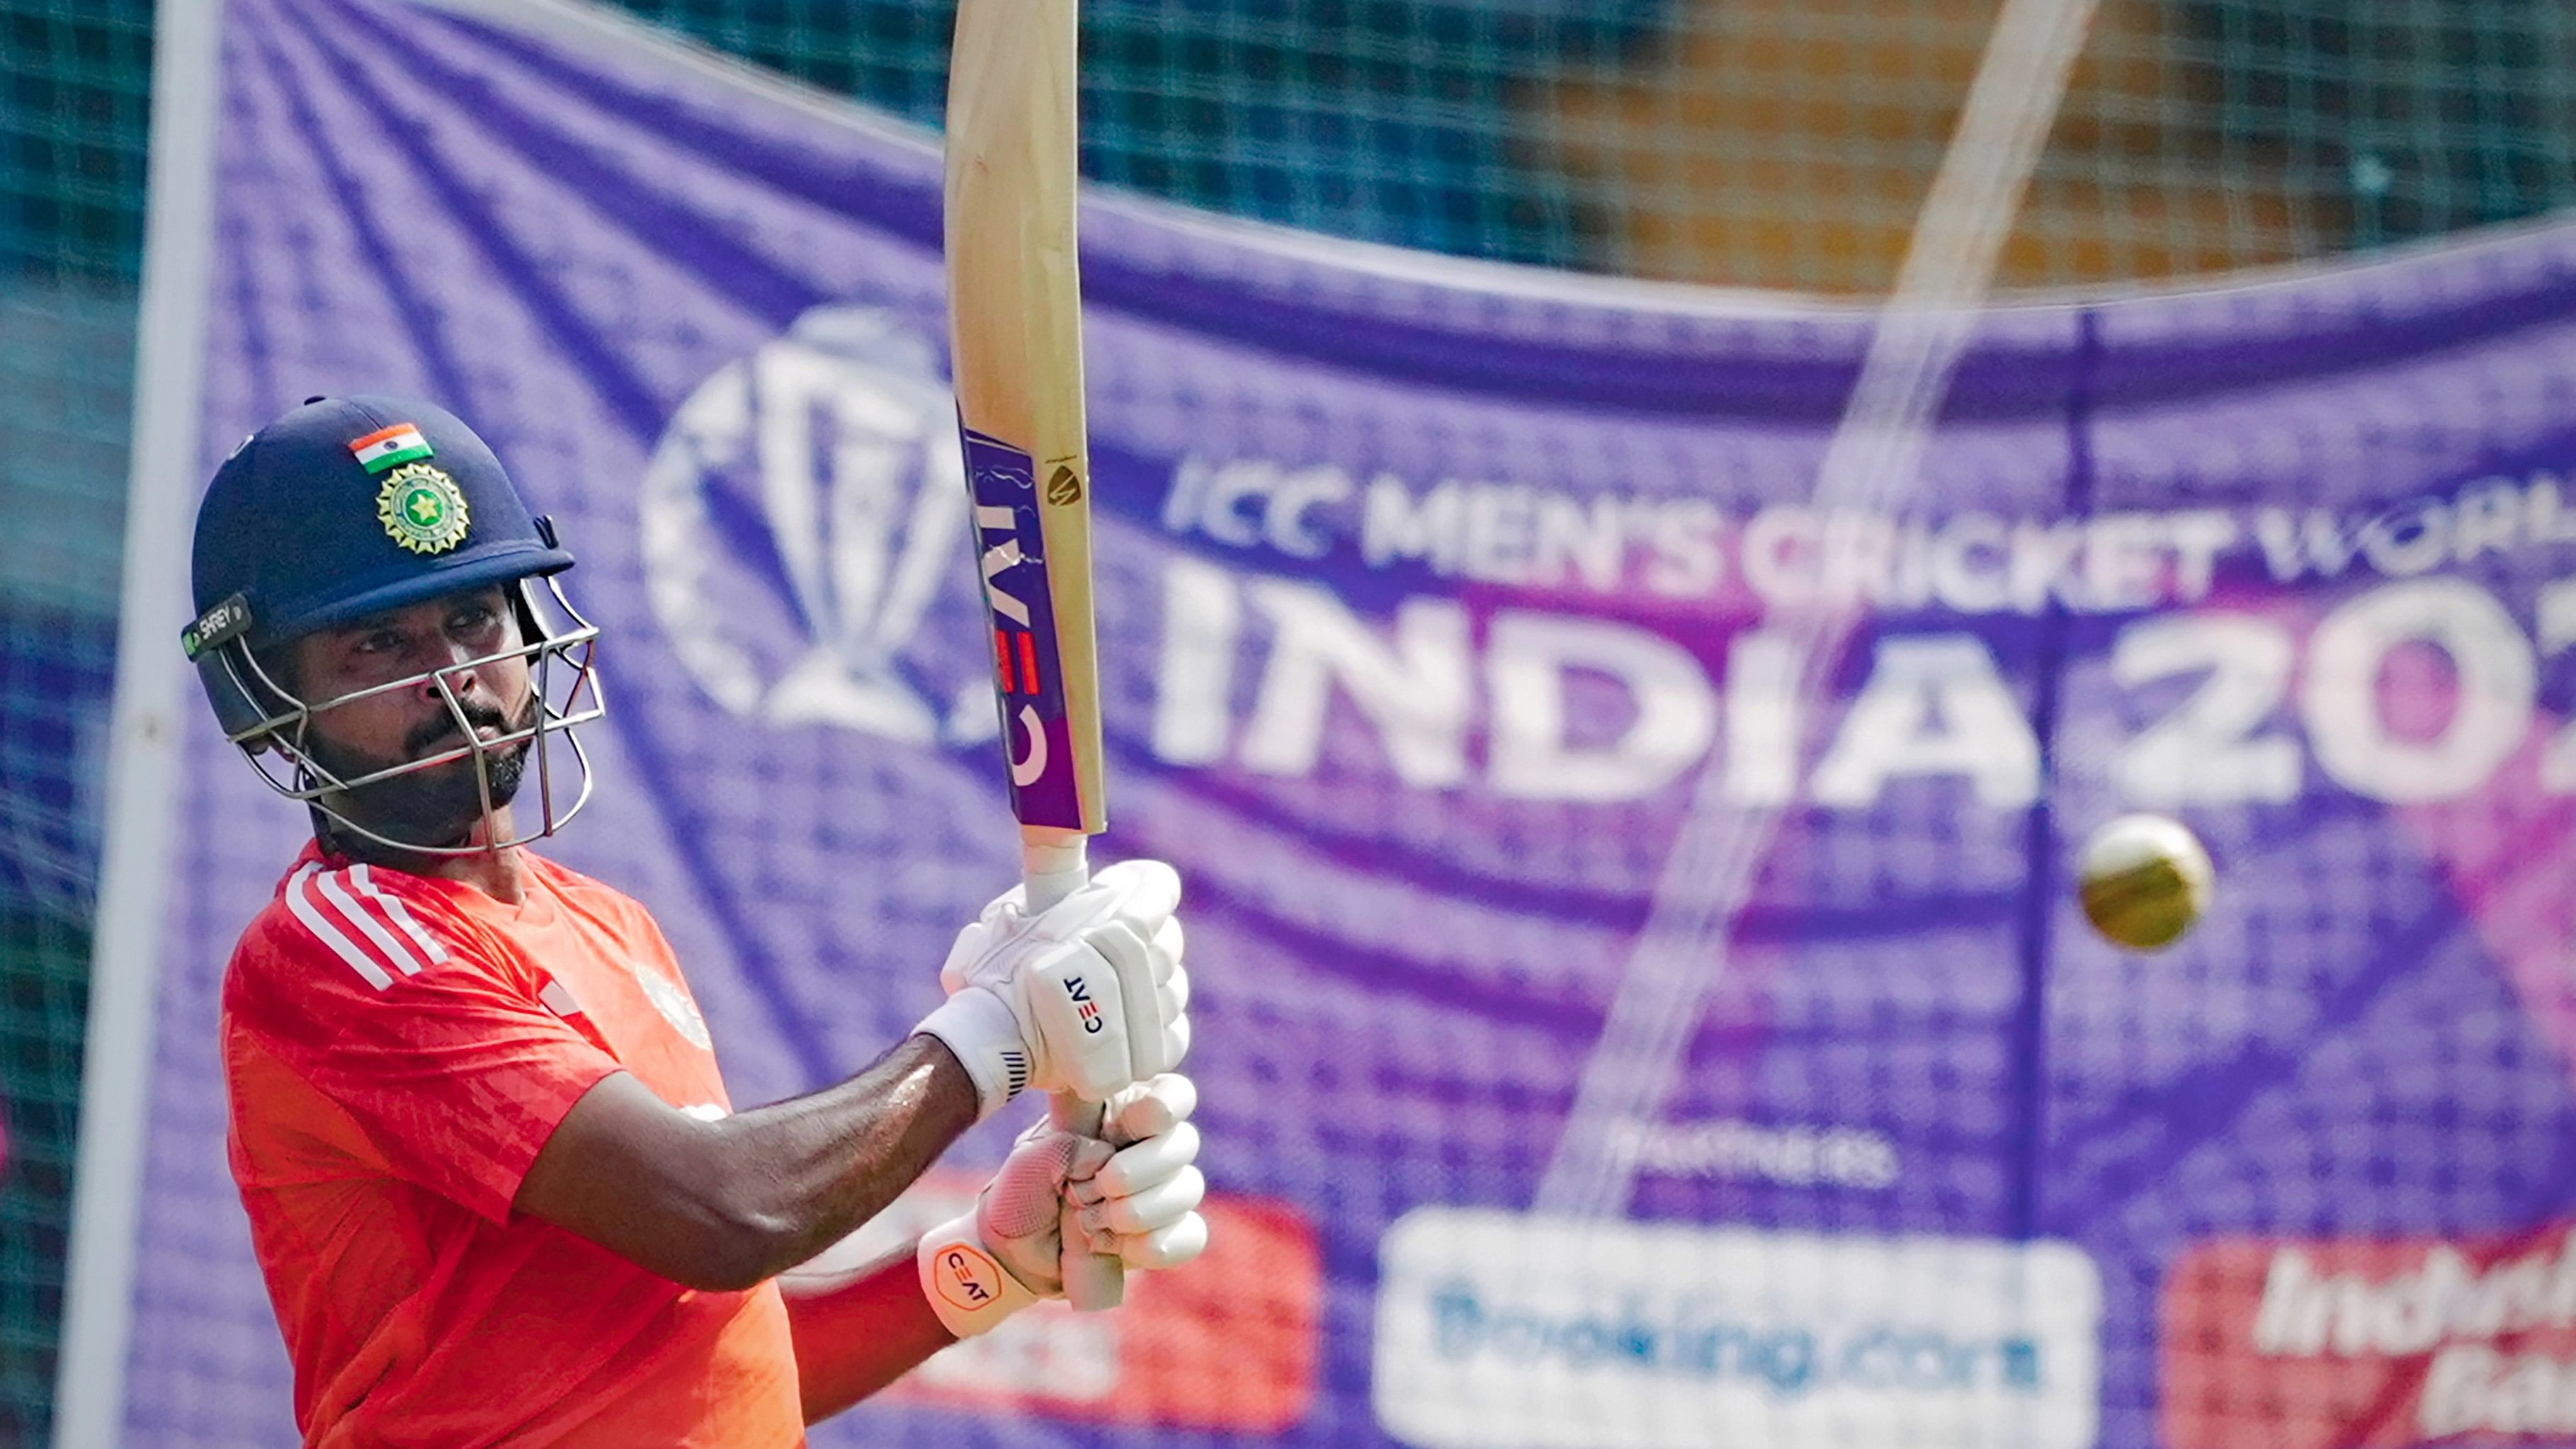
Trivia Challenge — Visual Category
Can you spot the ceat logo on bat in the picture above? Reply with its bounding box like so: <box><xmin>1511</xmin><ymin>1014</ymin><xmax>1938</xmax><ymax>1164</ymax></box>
<box><xmin>960</xmin><ymin>425</ymin><xmax>1084</xmax><ymax>829</ymax></box>
<box><xmin>788</xmin><ymin>1170</ymin><xmax>1322</xmax><ymax>1432</ymax></box>
<box><xmin>2162</xmin><ymin>1224</ymin><xmax>2576</xmax><ymax>1448</ymax></box>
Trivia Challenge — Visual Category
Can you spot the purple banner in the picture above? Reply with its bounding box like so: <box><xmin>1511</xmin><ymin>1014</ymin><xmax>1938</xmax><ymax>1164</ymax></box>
<box><xmin>122</xmin><ymin>1</ymin><xmax>2576</xmax><ymax>1446</ymax></box>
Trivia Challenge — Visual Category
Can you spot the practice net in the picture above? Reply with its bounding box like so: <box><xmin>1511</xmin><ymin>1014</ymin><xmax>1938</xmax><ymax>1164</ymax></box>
<box><xmin>6</xmin><ymin>1</ymin><xmax>2576</xmax><ymax>1447</ymax></box>
<box><xmin>0</xmin><ymin>1</ymin><xmax>148</xmax><ymax>1443</ymax></box>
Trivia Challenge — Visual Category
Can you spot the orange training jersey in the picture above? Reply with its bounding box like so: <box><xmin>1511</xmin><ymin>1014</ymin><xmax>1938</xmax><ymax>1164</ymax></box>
<box><xmin>222</xmin><ymin>842</ymin><xmax>805</xmax><ymax>1448</ymax></box>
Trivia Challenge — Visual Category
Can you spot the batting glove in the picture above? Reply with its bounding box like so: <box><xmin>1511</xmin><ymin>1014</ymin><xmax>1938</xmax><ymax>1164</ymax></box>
<box><xmin>915</xmin><ymin>859</ymin><xmax>1191</xmax><ymax>1120</ymax></box>
<box><xmin>1065</xmin><ymin>1072</ymin><xmax>1210</xmax><ymax>1271</ymax></box>
<box><xmin>917</xmin><ymin>1073</ymin><xmax>1212</xmax><ymax>1340</ymax></box>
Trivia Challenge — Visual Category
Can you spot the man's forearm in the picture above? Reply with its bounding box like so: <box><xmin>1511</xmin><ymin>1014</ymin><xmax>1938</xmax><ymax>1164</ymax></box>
<box><xmin>703</xmin><ymin>1035</ymin><xmax>979</xmax><ymax>1282</ymax></box>
<box><xmin>516</xmin><ymin>1033</ymin><xmax>981</xmax><ymax>1292</ymax></box>
<box><xmin>782</xmin><ymin>1246</ymin><xmax>955</xmax><ymax>1423</ymax></box>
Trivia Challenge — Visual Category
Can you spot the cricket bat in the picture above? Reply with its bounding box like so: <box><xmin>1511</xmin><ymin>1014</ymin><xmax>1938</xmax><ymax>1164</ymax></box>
<box><xmin>943</xmin><ymin>0</ymin><xmax>1120</xmax><ymax>1309</ymax></box>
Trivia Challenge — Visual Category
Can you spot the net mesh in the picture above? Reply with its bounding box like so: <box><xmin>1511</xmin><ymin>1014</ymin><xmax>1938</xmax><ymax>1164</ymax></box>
<box><xmin>5</xmin><ymin>0</ymin><xmax>2576</xmax><ymax>1445</ymax></box>
<box><xmin>0</xmin><ymin>0</ymin><xmax>148</xmax><ymax>1442</ymax></box>
<box><xmin>595</xmin><ymin>0</ymin><xmax>2576</xmax><ymax>292</ymax></box>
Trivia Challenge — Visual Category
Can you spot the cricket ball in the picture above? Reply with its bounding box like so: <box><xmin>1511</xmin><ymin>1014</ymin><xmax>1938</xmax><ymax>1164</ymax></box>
<box><xmin>2076</xmin><ymin>813</ymin><xmax>2213</xmax><ymax>952</ymax></box>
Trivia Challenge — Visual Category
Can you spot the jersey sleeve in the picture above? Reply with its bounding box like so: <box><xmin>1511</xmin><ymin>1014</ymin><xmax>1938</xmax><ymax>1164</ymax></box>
<box><xmin>226</xmin><ymin>873</ymin><xmax>624</xmax><ymax>1224</ymax></box>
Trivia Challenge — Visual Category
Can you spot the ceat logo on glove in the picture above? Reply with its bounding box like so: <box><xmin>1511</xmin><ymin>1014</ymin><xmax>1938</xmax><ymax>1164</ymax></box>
<box><xmin>1064</xmin><ymin>972</ymin><xmax>1103</xmax><ymax>1033</ymax></box>
<box><xmin>835</xmin><ymin>1170</ymin><xmax>1321</xmax><ymax>1433</ymax></box>
<box><xmin>931</xmin><ymin>1241</ymin><xmax>1010</xmax><ymax>1314</ymax></box>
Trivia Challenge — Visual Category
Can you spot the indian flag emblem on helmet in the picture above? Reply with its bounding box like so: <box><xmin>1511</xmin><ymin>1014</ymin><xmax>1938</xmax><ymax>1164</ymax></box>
<box><xmin>376</xmin><ymin>462</ymin><xmax>472</xmax><ymax>555</ymax></box>
<box><xmin>348</xmin><ymin>422</ymin><xmax>434</xmax><ymax>475</ymax></box>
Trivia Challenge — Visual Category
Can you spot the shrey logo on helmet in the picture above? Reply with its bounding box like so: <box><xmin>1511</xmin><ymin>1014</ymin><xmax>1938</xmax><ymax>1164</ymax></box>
<box><xmin>184</xmin><ymin>395</ymin><xmax>608</xmax><ymax>856</ymax></box>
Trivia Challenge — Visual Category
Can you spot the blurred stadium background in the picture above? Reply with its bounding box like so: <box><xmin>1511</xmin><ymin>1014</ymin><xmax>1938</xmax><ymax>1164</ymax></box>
<box><xmin>7</xmin><ymin>1</ymin><xmax>2576</xmax><ymax>1444</ymax></box>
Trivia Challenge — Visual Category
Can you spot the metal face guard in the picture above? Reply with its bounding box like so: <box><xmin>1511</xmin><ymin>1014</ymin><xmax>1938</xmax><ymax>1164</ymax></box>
<box><xmin>215</xmin><ymin>574</ymin><xmax>607</xmax><ymax>856</ymax></box>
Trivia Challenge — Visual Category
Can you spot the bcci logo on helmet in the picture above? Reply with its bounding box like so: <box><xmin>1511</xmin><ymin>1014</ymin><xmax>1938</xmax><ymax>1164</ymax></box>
<box><xmin>642</xmin><ymin>306</ymin><xmax>994</xmax><ymax>746</ymax></box>
<box><xmin>376</xmin><ymin>463</ymin><xmax>472</xmax><ymax>555</ymax></box>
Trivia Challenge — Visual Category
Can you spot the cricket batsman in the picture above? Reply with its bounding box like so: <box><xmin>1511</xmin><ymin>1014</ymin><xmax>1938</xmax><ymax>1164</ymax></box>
<box><xmin>182</xmin><ymin>394</ymin><xmax>1205</xmax><ymax>1445</ymax></box>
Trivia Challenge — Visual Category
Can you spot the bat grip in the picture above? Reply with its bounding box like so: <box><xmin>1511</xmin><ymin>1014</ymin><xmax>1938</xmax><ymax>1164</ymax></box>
<box><xmin>1022</xmin><ymin>832</ymin><xmax>1124</xmax><ymax>1311</ymax></box>
<box><xmin>1019</xmin><ymin>832</ymin><xmax>1089</xmax><ymax>915</ymax></box>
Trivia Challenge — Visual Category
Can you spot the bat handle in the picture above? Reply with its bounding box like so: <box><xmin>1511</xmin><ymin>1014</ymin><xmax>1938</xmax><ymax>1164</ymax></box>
<box><xmin>1022</xmin><ymin>831</ymin><xmax>1125</xmax><ymax>1311</ymax></box>
<box><xmin>1019</xmin><ymin>831</ymin><xmax>1089</xmax><ymax>915</ymax></box>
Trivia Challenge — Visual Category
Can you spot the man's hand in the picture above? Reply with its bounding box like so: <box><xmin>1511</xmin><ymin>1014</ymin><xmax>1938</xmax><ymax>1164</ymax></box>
<box><xmin>1065</xmin><ymin>1072</ymin><xmax>1208</xmax><ymax>1268</ymax></box>
<box><xmin>916</xmin><ymin>1073</ymin><xmax>1210</xmax><ymax>1340</ymax></box>
<box><xmin>914</xmin><ymin>860</ymin><xmax>1190</xmax><ymax>1120</ymax></box>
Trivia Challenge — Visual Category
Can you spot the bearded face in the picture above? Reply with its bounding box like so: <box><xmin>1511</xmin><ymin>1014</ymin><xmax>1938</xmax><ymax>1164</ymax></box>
<box><xmin>276</xmin><ymin>586</ymin><xmax>543</xmax><ymax>853</ymax></box>
<box><xmin>300</xmin><ymin>686</ymin><xmax>541</xmax><ymax>849</ymax></box>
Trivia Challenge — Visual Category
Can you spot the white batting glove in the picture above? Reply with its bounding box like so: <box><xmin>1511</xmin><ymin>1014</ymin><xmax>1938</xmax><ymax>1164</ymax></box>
<box><xmin>1068</xmin><ymin>1072</ymin><xmax>1210</xmax><ymax>1271</ymax></box>
<box><xmin>917</xmin><ymin>1073</ymin><xmax>1211</xmax><ymax>1341</ymax></box>
<box><xmin>917</xmin><ymin>1118</ymin><xmax>1103</xmax><ymax>1337</ymax></box>
<box><xmin>915</xmin><ymin>860</ymin><xmax>1191</xmax><ymax>1120</ymax></box>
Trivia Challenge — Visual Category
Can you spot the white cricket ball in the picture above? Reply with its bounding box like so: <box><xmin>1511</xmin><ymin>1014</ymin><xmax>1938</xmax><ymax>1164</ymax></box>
<box><xmin>2076</xmin><ymin>813</ymin><xmax>2213</xmax><ymax>952</ymax></box>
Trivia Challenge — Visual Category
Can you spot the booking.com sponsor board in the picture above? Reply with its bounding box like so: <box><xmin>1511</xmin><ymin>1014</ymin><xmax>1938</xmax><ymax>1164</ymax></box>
<box><xmin>1373</xmin><ymin>1210</ymin><xmax>2102</xmax><ymax>1449</ymax></box>
<box><xmin>125</xmin><ymin>1</ymin><xmax>2576</xmax><ymax>1446</ymax></box>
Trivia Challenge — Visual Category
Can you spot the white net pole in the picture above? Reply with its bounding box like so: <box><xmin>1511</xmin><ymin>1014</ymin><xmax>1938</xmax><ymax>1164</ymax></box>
<box><xmin>50</xmin><ymin>0</ymin><xmax>226</xmax><ymax>1440</ymax></box>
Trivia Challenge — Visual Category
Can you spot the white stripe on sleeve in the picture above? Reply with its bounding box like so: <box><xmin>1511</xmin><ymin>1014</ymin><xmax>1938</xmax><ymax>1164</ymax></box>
<box><xmin>283</xmin><ymin>865</ymin><xmax>395</xmax><ymax>991</ymax></box>
<box><xmin>351</xmin><ymin>864</ymin><xmax>448</xmax><ymax>965</ymax></box>
<box><xmin>314</xmin><ymin>870</ymin><xmax>426</xmax><ymax>977</ymax></box>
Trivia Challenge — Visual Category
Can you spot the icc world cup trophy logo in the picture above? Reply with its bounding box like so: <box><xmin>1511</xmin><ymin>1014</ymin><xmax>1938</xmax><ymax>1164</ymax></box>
<box><xmin>642</xmin><ymin>305</ymin><xmax>994</xmax><ymax>745</ymax></box>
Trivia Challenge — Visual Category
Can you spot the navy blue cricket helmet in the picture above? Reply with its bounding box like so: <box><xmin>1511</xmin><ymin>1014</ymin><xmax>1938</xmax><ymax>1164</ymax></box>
<box><xmin>183</xmin><ymin>395</ymin><xmax>606</xmax><ymax>853</ymax></box>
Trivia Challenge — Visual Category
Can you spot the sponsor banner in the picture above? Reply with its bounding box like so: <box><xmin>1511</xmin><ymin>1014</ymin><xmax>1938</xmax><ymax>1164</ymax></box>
<box><xmin>2163</xmin><ymin>1227</ymin><xmax>2576</xmax><ymax>1448</ymax></box>
<box><xmin>1373</xmin><ymin>1209</ymin><xmax>2101</xmax><ymax>1449</ymax></box>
